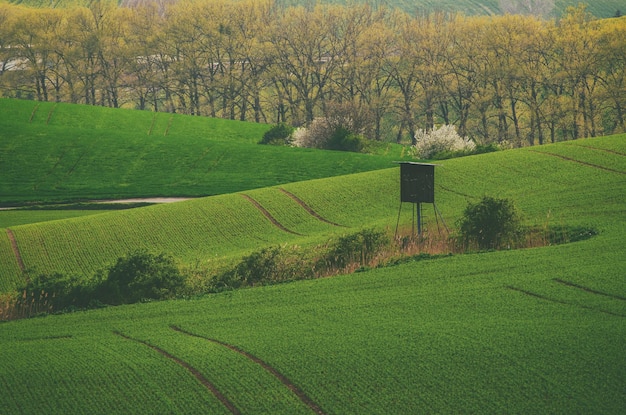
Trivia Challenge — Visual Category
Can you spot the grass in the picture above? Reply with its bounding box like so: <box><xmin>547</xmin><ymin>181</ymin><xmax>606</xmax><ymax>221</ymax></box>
<box><xmin>0</xmin><ymin>99</ymin><xmax>406</xmax><ymax>205</ymax></box>
<box><xmin>0</xmin><ymin>225</ymin><xmax>624</xmax><ymax>412</ymax></box>
<box><xmin>1</xmin><ymin>135</ymin><xmax>623</xmax><ymax>288</ymax></box>
<box><xmin>0</xmin><ymin>104</ymin><xmax>623</xmax><ymax>412</ymax></box>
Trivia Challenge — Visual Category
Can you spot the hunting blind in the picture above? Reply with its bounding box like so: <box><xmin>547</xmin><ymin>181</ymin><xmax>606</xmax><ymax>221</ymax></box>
<box><xmin>395</xmin><ymin>162</ymin><xmax>447</xmax><ymax>236</ymax></box>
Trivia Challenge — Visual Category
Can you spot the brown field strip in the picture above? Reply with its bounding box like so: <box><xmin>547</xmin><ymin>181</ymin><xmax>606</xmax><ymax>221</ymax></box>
<box><xmin>171</xmin><ymin>325</ymin><xmax>327</xmax><ymax>415</ymax></box>
<box><xmin>113</xmin><ymin>331</ymin><xmax>241</xmax><ymax>415</ymax></box>
<box><xmin>506</xmin><ymin>286</ymin><xmax>626</xmax><ymax>318</ymax></box>
<box><xmin>279</xmin><ymin>188</ymin><xmax>346</xmax><ymax>227</ymax></box>
<box><xmin>240</xmin><ymin>194</ymin><xmax>303</xmax><ymax>235</ymax></box>
<box><xmin>528</xmin><ymin>150</ymin><xmax>626</xmax><ymax>175</ymax></box>
<box><xmin>6</xmin><ymin>229</ymin><xmax>26</xmax><ymax>274</ymax></box>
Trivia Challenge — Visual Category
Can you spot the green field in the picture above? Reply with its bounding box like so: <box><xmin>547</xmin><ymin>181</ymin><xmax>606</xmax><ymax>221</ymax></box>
<box><xmin>0</xmin><ymin>129</ymin><xmax>624</xmax><ymax>412</ymax></box>
<box><xmin>0</xmin><ymin>99</ymin><xmax>405</xmax><ymax>205</ymax></box>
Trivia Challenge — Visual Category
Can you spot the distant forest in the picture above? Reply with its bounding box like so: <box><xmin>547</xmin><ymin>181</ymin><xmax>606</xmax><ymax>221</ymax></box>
<box><xmin>1</xmin><ymin>0</ymin><xmax>625</xmax><ymax>145</ymax></box>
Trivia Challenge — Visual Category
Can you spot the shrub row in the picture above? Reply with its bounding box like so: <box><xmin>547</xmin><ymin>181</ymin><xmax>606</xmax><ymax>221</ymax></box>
<box><xmin>5</xmin><ymin>197</ymin><xmax>598</xmax><ymax>319</ymax></box>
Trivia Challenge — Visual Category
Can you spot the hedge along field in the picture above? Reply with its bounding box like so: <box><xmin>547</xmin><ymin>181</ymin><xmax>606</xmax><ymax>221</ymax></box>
<box><xmin>0</xmin><ymin>99</ymin><xmax>405</xmax><ymax>205</ymax></box>
<box><xmin>3</xmin><ymin>134</ymin><xmax>625</xmax><ymax>290</ymax></box>
<box><xmin>0</xmin><ymin>134</ymin><xmax>624</xmax><ymax>413</ymax></box>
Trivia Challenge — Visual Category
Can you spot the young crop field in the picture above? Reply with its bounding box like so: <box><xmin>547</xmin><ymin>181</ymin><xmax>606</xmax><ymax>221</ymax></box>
<box><xmin>0</xmin><ymin>134</ymin><xmax>624</xmax><ymax>413</ymax></box>
<box><xmin>1</xmin><ymin>135</ymin><xmax>624</xmax><ymax>290</ymax></box>
<box><xmin>0</xmin><ymin>209</ymin><xmax>107</xmax><ymax>228</ymax></box>
<box><xmin>0</xmin><ymin>99</ymin><xmax>404</xmax><ymax>205</ymax></box>
<box><xmin>0</xmin><ymin>226</ymin><xmax>624</xmax><ymax>413</ymax></box>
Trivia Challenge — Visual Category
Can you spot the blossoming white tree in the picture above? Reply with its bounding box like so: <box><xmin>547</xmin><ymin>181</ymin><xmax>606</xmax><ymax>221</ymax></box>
<box><xmin>412</xmin><ymin>125</ymin><xmax>476</xmax><ymax>159</ymax></box>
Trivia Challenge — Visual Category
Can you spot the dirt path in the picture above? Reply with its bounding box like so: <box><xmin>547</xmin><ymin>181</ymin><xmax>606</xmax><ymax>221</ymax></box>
<box><xmin>240</xmin><ymin>194</ymin><xmax>303</xmax><ymax>235</ymax></box>
<box><xmin>279</xmin><ymin>188</ymin><xmax>346</xmax><ymax>227</ymax></box>
<box><xmin>6</xmin><ymin>229</ymin><xmax>26</xmax><ymax>276</ymax></box>
<box><xmin>94</xmin><ymin>197</ymin><xmax>192</xmax><ymax>204</ymax></box>
<box><xmin>171</xmin><ymin>326</ymin><xmax>327</xmax><ymax>415</ymax></box>
<box><xmin>114</xmin><ymin>331</ymin><xmax>241</xmax><ymax>415</ymax></box>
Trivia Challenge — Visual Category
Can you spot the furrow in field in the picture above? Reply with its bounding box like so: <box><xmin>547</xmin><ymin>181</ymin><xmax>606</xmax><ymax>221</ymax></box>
<box><xmin>279</xmin><ymin>188</ymin><xmax>346</xmax><ymax>228</ymax></box>
<box><xmin>553</xmin><ymin>278</ymin><xmax>626</xmax><ymax>301</ymax></box>
<box><xmin>240</xmin><ymin>194</ymin><xmax>303</xmax><ymax>236</ymax></box>
<box><xmin>436</xmin><ymin>184</ymin><xmax>477</xmax><ymax>200</ymax></box>
<box><xmin>566</xmin><ymin>143</ymin><xmax>626</xmax><ymax>157</ymax></box>
<box><xmin>505</xmin><ymin>286</ymin><xmax>626</xmax><ymax>318</ymax></box>
<box><xmin>170</xmin><ymin>325</ymin><xmax>327</xmax><ymax>415</ymax></box>
<box><xmin>113</xmin><ymin>331</ymin><xmax>241</xmax><ymax>415</ymax></box>
<box><xmin>5</xmin><ymin>229</ymin><xmax>26</xmax><ymax>275</ymax></box>
<box><xmin>528</xmin><ymin>150</ymin><xmax>626</xmax><ymax>175</ymax></box>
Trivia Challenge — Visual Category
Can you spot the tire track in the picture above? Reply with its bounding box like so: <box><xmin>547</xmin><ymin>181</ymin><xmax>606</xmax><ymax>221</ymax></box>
<box><xmin>528</xmin><ymin>150</ymin><xmax>626</xmax><ymax>175</ymax></box>
<box><xmin>553</xmin><ymin>278</ymin><xmax>626</xmax><ymax>301</ymax></box>
<box><xmin>171</xmin><ymin>325</ymin><xmax>326</xmax><ymax>415</ymax></box>
<box><xmin>565</xmin><ymin>143</ymin><xmax>626</xmax><ymax>157</ymax></box>
<box><xmin>506</xmin><ymin>286</ymin><xmax>626</xmax><ymax>318</ymax></box>
<box><xmin>436</xmin><ymin>184</ymin><xmax>477</xmax><ymax>199</ymax></box>
<box><xmin>240</xmin><ymin>194</ymin><xmax>303</xmax><ymax>235</ymax></box>
<box><xmin>113</xmin><ymin>331</ymin><xmax>240</xmax><ymax>415</ymax></box>
<box><xmin>279</xmin><ymin>188</ymin><xmax>346</xmax><ymax>227</ymax></box>
<box><xmin>6</xmin><ymin>229</ymin><xmax>26</xmax><ymax>276</ymax></box>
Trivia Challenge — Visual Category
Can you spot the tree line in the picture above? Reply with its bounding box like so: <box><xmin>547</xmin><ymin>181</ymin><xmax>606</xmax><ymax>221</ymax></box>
<box><xmin>1</xmin><ymin>0</ymin><xmax>624</xmax><ymax>145</ymax></box>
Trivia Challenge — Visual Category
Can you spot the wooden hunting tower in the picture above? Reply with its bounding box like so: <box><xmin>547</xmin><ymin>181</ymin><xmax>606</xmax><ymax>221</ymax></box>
<box><xmin>396</xmin><ymin>162</ymin><xmax>445</xmax><ymax>236</ymax></box>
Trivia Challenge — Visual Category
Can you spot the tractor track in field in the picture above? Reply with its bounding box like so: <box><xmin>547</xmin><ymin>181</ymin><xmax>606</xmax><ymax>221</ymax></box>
<box><xmin>6</xmin><ymin>229</ymin><xmax>26</xmax><ymax>276</ymax></box>
<box><xmin>279</xmin><ymin>188</ymin><xmax>346</xmax><ymax>227</ymax></box>
<box><xmin>553</xmin><ymin>278</ymin><xmax>626</xmax><ymax>301</ymax></box>
<box><xmin>240</xmin><ymin>194</ymin><xmax>303</xmax><ymax>236</ymax></box>
<box><xmin>528</xmin><ymin>150</ymin><xmax>626</xmax><ymax>175</ymax></box>
<box><xmin>113</xmin><ymin>331</ymin><xmax>241</xmax><ymax>415</ymax></box>
<box><xmin>437</xmin><ymin>184</ymin><xmax>477</xmax><ymax>199</ymax></box>
<box><xmin>171</xmin><ymin>325</ymin><xmax>327</xmax><ymax>415</ymax></box>
<box><xmin>506</xmin><ymin>286</ymin><xmax>626</xmax><ymax>318</ymax></box>
<box><xmin>564</xmin><ymin>143</ymin><xmax>626</xmax><ymax>157</ymax></box>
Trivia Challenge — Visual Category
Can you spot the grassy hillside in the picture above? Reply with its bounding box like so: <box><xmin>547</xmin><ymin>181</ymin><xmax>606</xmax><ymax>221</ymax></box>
<box><xmin>1</xmin><ymin>0</ymin><xmax>623</xmax><ymax>18</ymax></box>
<box><xmin>1</xmin><ymin>134</ymin><xmax>624</xmax><ymax>288</ymax></box>
<box><xmin>0</xmin><ymin>99</ymin><xmax>404</xmax><ymax>205</ymax></box>
<box><xmin>0</xmin><ymin>134</ymin><xmax>624</xmax><ymax>413</ymax></box>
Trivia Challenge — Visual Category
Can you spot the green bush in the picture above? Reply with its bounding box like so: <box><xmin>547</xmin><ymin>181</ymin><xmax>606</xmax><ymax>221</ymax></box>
<box><xmin>457</xmin><ymin>196</ymin><xmax>523</xmax><ymax>250</ymax></box>
<box><xmin>209</xmin><ymin>245</ymin><xmax>312</xmax><ymax>292</ymax></box>
<box><xmin>17</xmin><ymin>272</ymin><xmax>98</xmax><ymax>312</ymax></box>
<box><xmin>322</xmin><ymin>228</ymin><xmax>389</xmax><ymax>269</ymax></box>
<box><xmin>98</xmin><ymin>251</ymin><xmax>184</xmax><ymax>305</ymax></box>
<box><xmin>258</xmin><ymin>123</ymin><xmax>294</xmax><ymax>145</ymax></box>
<box><xmin>323</xmin><ymin>127</ymin><xmax>365</xmax><ymax>152</ymax></box>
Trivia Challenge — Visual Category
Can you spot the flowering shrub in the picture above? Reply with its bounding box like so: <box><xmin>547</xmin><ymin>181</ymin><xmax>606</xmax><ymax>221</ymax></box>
<box><xmin>290</xmin><ymin>117</ymin><xmax>364</xmax><ymax>152</ymax></box>
<box><xmin>412</xmin><ymin>125</ymin><xmax>476</xmax><ymax>159</ymax></box>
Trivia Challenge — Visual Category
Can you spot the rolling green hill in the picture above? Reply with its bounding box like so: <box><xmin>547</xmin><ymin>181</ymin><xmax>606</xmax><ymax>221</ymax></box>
<box><xmin>0</xmin><ymin>134</ymin><xmax>624</xmax><ymax>413</ymax></box>
<box><xmin>1</xmin><ymin>134</ymin><xmax>624</xmax><ymax>288</ymax></box>
<box><xmin>0</xmin><ymin>99</ymin><xmax>404</xmax><ymax>205</ymax></box>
